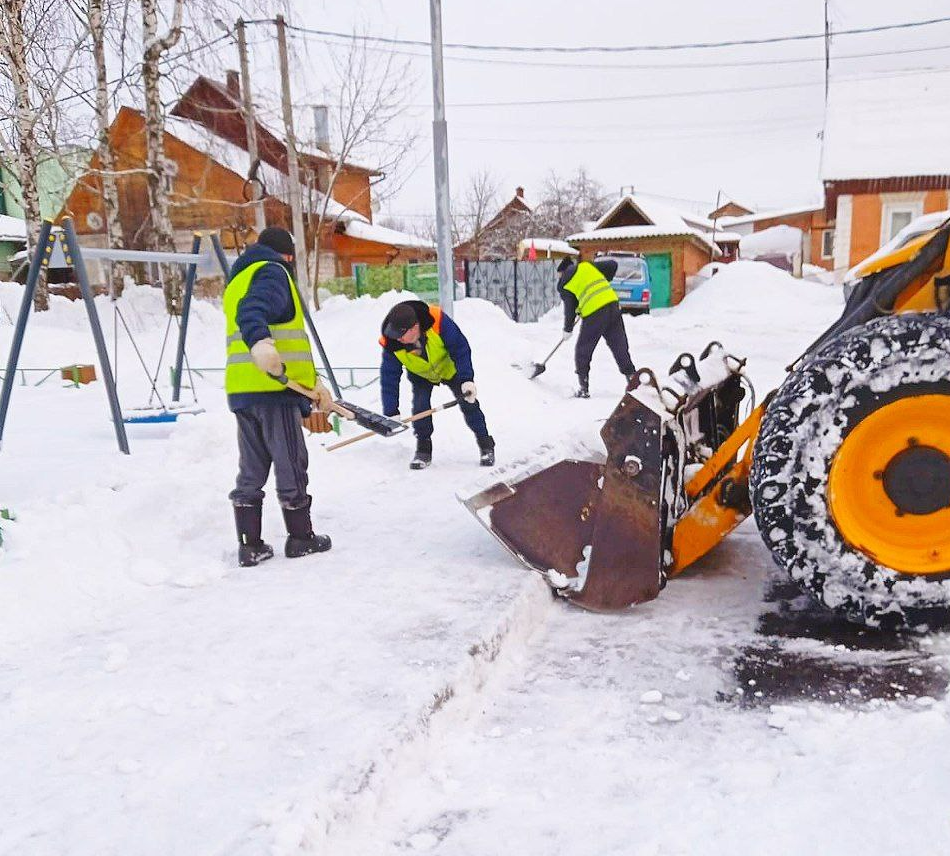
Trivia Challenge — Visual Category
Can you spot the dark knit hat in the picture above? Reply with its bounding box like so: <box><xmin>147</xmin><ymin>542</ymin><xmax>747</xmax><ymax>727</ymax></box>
<box><xmin>557</xmin><ymin>257</ymin><xmax>574</xmax><ymax>273</ymax></box>
<box><xmin>383</xmin><ymin>303</ymin><xmax>419</xmax><ymax>339</ymax></box>
<box><xmin>257</xmin><ymin>226</ymin><xmax>295</xmax><ymax>257</ymax></box>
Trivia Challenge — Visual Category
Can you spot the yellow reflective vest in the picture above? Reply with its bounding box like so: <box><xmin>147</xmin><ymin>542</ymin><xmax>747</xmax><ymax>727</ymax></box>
<box><xmin>223</xmin><ymin>260</ymin><xmax>316</xmax><ymax>394</ymax></box>
<box><xmin>380</xmin><ymin>306</ymin><xmax>457</xmax><ymax>384</ymax></box>
<box><xmin>563</xmin><ymin>260</ymin><xmax>619</xmax><ymax>317</ymax></box>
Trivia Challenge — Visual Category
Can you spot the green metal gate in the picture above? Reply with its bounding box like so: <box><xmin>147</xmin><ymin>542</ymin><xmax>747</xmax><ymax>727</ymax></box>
<box><xmin>645</xmin><ymin>253</ymin><xmax>672</xmax><ymax>308</ymax></box>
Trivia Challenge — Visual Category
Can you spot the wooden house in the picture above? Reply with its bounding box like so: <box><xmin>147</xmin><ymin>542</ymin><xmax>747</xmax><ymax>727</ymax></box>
<box><xmin>59</xmin><ymin>72</ymin><xmax>433</xmax><ymax>282</ymax></box>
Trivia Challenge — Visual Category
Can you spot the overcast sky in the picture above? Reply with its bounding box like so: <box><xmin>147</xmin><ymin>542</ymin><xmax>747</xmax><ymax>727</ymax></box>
<box><xmin>243</xmin><ymin>0</ymin><xmax>950</xmax><ymax>221</ymax></box>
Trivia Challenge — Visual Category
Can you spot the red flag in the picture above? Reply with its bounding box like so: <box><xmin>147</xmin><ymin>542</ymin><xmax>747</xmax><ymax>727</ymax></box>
<box><xmin>527</xmin><ymin>240</ymin><xmax>537</xmax><ymax>261</ymax></box>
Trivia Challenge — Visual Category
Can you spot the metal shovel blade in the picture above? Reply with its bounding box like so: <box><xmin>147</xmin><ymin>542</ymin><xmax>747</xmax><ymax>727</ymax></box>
<box><xmin>527</xmin><ymin>362</ymin><xmax>547</xmax><ymax>380</ymax></box>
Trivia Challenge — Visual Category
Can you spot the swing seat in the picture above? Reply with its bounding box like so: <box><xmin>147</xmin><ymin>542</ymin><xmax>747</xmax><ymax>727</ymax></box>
<box><xmin>122</xmin><ymin>404</ymin><xmax>205</xmax><ymax>424</ymax></box>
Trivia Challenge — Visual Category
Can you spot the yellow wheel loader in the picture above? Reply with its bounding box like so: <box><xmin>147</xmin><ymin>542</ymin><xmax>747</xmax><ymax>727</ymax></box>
<box><xmin>461</xmin><ymin>220</ymin><xmax>950</xmax><ymax>632</ymax></box>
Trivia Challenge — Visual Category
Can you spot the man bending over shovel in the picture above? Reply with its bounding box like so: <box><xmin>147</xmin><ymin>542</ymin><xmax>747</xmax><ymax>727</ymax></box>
<box><xmin>223</xmin><ymin>226</ymin><xmax>334</xmax><ymax>567</ymax></box>
<box><xmin>379</xmin><ymin>301</ymin><xmax>495</xmax><ymax>470</ymax></box>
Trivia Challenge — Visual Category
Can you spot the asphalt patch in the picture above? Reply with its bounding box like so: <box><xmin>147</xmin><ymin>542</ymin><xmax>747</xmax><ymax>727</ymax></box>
<box><xmin>722</xmin><ymin>571</ymin><xmax>950</xmax><ymax>707</ymax></box>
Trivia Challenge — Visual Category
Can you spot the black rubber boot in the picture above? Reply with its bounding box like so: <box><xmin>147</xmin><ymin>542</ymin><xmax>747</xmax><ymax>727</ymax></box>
<box><xmin>234</xmin><ymin>504</ymin><xmax>274</xmax><ymax>568</ymax></box>
<box><xmin>575</xmin><ymin>374</ymin><xmax>590</xmax><ymax>398</ymax></box>
<box><xmin>282</xmin><ymin>498</ymin><xmax>331</xmax><ymax>558</ymax></box>
<box><xmin>477</xmin><ymin>434</ymin><xmax>495</xmax><ymax>467</ymax></box>
<box><xmin>410</xmin><ymin>437</ymin><xmax>433</xmax><ymax>470</ymax></box>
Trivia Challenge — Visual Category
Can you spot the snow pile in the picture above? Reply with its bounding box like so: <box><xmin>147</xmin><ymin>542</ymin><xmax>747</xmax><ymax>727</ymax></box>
<box><xmin>740</xmin><ymin>225</ymin><xmax>802</xmax><ymax>258</ymax></box>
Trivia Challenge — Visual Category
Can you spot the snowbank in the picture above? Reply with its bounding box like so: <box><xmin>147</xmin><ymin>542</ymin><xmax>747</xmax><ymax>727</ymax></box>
<box><xmin>740</xmin><ymin>224</ymin><xmax>802</xmax><ymax>258</ymax></box>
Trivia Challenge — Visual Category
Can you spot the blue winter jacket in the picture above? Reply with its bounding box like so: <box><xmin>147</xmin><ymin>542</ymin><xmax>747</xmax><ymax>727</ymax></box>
<box><xmin>379</xmin><ymin>300</ymin><xmax>475</xmax><ymax>416</ymax></box>
<box><xmin>226</xmin><ymin>242</ymin><xmax>311</xmax><ymax>415</ymax></box>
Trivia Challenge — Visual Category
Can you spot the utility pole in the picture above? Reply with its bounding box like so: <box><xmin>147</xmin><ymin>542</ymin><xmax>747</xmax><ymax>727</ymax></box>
<box><xmin>428</xmin><ymin>0</ymin><xmax>454</xmax><ymax>316</ymax></box>
<box><xmin>236</xmin><ymin>18</ymin><xmax>266</xmax><ymax>233</ymax></box>
<box><xmin>823</xmin><ymin>0</ymin><xmax>831</xmax><ymax>106</ymax></box>
<box><xmin>275</xmin><ymin>14</ymin><xmax>310</xmax><ymax>293</ymax></box>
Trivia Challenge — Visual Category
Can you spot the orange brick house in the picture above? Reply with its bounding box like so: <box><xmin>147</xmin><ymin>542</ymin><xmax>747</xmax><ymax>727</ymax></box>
<box><xmin>821</xmin><ymin>71</ymin><xmax>950</xmax><ymax>279</ymax></box>
<box><xmin>567</xmin><ymin>194</ymin><xmax>722</xmax><ymax>307</ymax></box>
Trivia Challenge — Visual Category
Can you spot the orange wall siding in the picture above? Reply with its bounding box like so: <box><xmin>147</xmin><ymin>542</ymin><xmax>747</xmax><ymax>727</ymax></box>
<box><xmin>849</xmin><ymin>194</ymin><xmax>883</xmax><ymax>268</ymax></box>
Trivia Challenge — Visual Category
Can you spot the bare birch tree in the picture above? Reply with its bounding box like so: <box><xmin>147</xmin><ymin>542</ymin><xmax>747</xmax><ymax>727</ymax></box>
<box><xmin>87</xmin><ymin>0</ymin><xmax>130</xmax><ymax>297</ymax></box>
<box><xmin>140</xmin><ymin>0</ymin><xmax>183</xmax><ymax>313</ymax></box>
<box><xmin>0</xmin><ymin>0</ymin><xmax>45</xmax><ymax>308</ymax></box>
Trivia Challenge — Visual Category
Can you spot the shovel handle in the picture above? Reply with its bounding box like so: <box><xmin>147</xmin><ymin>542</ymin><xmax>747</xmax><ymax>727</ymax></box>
<box><xmin>274</xmin><ymin>374</ymin><xmax>355</xmax><ymax>420</ymax></box>
<box><xmin>325</xmin><ymin>399</ymin><xmax>459</xmax><ymax>452</ymax></box>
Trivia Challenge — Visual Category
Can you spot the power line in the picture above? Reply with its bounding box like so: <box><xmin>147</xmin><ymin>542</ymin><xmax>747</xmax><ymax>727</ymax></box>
<box><xmin>242</xmin><ymin>14</ymin><xmax>950</xmax><ymax>54</ymax></box>
<box><xmin>405</xmin><ymin>65</ymin><xmax>950</xmax><ymax>109</ymax></box>
<box><xmin>292</xmin><ymin>32</ymin><xmax>950</xmax><ymax>72</ymax></box>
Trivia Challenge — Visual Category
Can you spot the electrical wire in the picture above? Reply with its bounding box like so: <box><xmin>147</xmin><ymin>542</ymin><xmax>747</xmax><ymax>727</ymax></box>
<box><xmin>238</xmin><ymin>14</ymin><xmax>950</xmax><ymax>54</ymax></box>
<box><xmin>291</xmin><ymin>31</ymin><xmax>950</xmax><ymax>73</ymax></box>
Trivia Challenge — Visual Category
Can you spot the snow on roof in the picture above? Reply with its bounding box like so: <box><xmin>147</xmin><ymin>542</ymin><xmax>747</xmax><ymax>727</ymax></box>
<box><xmin>709</xmin><ymin>230</ymin><xmax>743</xmax><ymax>243</ymax></box>
<box><xmin>160</xmin><ymin>114</ymin><xmax>363</xmax><ymax>221</ymax></box>
<box><xmin>740</xmin><ymin>225</ymin><xmax>803</xmax><ymax>258</ymax></box>
<box><xmin>342</xmin><ymin>219</ymin><xmax>434</xmax><ymax>250</ymax></box>
<box><xmin>0</xmin><ymin>214</ymin><xmax>26</xmax><ymax>242</ymax></box>
<box><xmin>821</xmin><ymin>70</ymin><xmax>950</xmax><ymax>181</ymax></box>
<box><xmin>518</xmin><ymin>238</ymin><xmax>578</xmax><ymax>255</ymax></box>
<box><xmin>568</xmin><ymin>224</ymin><xmax>720</xmax><ymax>254</ymax></box>
<box><xmin>718</xmin><ymin>204</ymin><xmax>822</xmax><ymax>227</ymax></box>
<box><xmin>593</xmin><ymin>194</ymin><xmax>687</xmax><ymax>232</ymax></box>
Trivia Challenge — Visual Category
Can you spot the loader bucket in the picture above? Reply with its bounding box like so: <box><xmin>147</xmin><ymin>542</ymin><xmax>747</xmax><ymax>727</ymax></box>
<box><xmin>460</xmin><ymin>344</ymin><xmax>746</xmax><ymax>612</ymax></box>
<box><xmin>461</xmin><ymin>392</ymin><xmax>668</xmax><ymax>612</ymax></box>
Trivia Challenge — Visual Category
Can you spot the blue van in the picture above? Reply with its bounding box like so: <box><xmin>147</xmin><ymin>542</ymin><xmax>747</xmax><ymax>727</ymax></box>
<box><xmin>600</xmin><ymin>252</ymin><xmax>651</xmax><ymax>315</ymax></box>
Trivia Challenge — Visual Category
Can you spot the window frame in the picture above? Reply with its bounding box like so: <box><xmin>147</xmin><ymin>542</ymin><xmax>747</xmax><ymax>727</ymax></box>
<box><xmin>880</xmin><ymin>198</ymin><xmax>924</xmax><ymax>246</ymax></box>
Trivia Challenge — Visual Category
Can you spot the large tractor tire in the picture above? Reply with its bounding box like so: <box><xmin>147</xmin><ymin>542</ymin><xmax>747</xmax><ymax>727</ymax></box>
<box><xmin>750</xmin><ymin>313</ymin><xmax>950</xmax><ymax>631</ymax></box>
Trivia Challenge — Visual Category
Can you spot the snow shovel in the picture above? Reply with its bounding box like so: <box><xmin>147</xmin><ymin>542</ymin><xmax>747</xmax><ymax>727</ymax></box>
<box><xmin>273</xmin><ymin>373</ymin><xmax>407</xmax><ymax>437</ymax></box>
<box><xmin>528</xmin><ymin>336</ymin><xmax>568</xmax><ymax>380</ymax></box>
<box><xmin>325</xmin><ymin>399</ymin><xmax>459</xmax><ymax>452</ymax></box>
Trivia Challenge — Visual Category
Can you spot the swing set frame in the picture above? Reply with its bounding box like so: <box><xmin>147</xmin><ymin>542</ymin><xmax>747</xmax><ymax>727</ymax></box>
<box><xmin>0</xmin><ymin>218</ymin><xmax>230</xmax><ymax>454</ymax></box>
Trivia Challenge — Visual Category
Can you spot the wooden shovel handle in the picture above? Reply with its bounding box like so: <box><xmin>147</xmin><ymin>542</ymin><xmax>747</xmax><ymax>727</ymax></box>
<box><xmin>325</xmin><ymin>400</ymin><xmax>459</xmax><ymax>452</ymax></box>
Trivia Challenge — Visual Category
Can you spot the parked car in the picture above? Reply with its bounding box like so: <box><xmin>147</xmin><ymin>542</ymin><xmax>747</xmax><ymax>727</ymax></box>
<box><xmin>598</xmin><ymin>251</ymin><xmax>651</xmax><ymax>315</ymax></box>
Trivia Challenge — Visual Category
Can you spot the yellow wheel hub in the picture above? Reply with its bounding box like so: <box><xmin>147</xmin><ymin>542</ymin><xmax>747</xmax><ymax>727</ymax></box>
<box><xmin>828</xmin><ymin>395</ymin><xmax>950</xmax><ymax>574</ymax></box>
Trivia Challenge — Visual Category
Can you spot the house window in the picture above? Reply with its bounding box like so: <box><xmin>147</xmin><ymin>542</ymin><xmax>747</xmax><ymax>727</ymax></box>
<box><xmin>821</xmin><ymin>228</ymin><xmax>834</xmax><ymax>259</ymax></box>
<box><xmin>881</xmin><ymin>198</ymin><xmax>924</xmax><ymax>244</ymax></box>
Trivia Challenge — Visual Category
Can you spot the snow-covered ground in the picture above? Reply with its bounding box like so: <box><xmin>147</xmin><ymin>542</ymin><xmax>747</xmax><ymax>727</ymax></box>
<box><xmin>3</xmin><ymin>263</ymin><xmax>948</xmax><ymax>855</ymax></box>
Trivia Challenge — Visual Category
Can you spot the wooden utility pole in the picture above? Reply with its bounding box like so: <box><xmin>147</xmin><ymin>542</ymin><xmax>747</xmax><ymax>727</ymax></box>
<box><xmin>275</xmin><ymin>14</ymin><xmax>309</xmax><ymax>292</ymax></box>
<box><xmin>236</xmin><ymin>18</ymin><xmax>267</xmax><ymax>233</ymax></box>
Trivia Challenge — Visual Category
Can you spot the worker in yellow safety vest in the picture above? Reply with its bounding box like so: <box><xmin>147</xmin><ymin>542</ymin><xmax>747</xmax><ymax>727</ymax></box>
<box><xmin>379</xmin><ymin>300</ymin><xmax>495</xmax><ymax>470</ymax></box>
<box><xmin>223</xmin><ymin>226</ymin><xmax>334</xmax><ymax>567</ymax></box>
<box><xmin>557</xmin><ymin>256</ymin><xmax>636</xmax><ymax>398</ymax></box>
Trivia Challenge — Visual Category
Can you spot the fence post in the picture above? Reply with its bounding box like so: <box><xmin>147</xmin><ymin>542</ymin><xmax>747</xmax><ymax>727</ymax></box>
<box><xmin>464</xmin><ymin>259</ymin><xmax>469</xmax><ymax>297</ymax></box>
<box><xmin>512</xmin><ymin>260</ymin><xmax>519</xmax><ymax>322</ymax></box>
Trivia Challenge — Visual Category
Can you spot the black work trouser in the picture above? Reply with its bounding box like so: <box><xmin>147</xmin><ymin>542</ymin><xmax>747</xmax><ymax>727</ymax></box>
<box><xmin>574</xmin><ymin>302</ymin><xmax>635</xmax><ymax>379</ymax></box>
<box><xmin>229</xmin><ymin>401</ymin><xmax>309</xmax><ymax>509</ymax></box>
<box><xmin>410</xmin><ymin>375</ymin><xmax>489</xmax><ymax>442</ymax></box>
